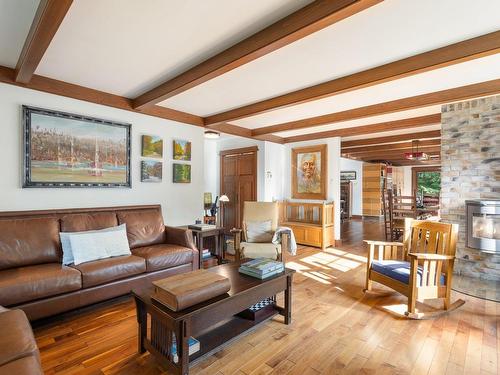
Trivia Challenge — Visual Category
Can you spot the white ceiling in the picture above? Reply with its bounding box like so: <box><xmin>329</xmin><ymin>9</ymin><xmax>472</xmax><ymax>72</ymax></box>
<box><xmin>35</xmin><ymin>0</ymin><xmax>310</xmax><ymax>98</ymax></box>
<box><xmin>232</xmin><ymin>54</ymin><xmax>500</xmax><ymax>132</ymax></box>
<box><xmin>340</xmin><ymin>124</ymin><xmax>441</xmax><ymax>143</ymax></box>
<box><xmin>0</xmin><ymin>0</ymin><xmax>39</xmax><ymax>67</ymax></box>
<box><xmin>1</xmin><ymin>0</ymin><xmax>499</xmax><ymax>144</ymax></box>
<box><xmin>278</xmin><ymin>106</ymin><xmax>441</xmax><ymax>138</ymax></box>
<box><xmin>160</xmin><ymin>0</ymin><xmax>500</xmax><ymax>116</ymax></box>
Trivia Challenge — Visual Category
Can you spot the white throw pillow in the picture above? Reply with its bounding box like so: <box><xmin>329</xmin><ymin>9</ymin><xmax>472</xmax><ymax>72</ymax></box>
<box><xmin>70</xmin><ymin>224</ymin><xmax>131</xmax><ymax>265</ymax></box>
<box><xmin>246</xmin><ymin>220</ymin><xmax>273</xmax><ymax>243</ymax></box>
<box><xmin>60</xmin><ymin>224</ymin><xmax>126</xmax><ymax>265</ymax></box>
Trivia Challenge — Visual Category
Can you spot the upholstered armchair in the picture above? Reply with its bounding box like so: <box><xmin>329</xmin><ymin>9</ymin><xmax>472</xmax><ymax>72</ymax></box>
<box><xmin>231</xmin><ymin>202</ymin><xmax>289</xmax><ymax>262</ymax></box>
<box><xmin>364</xmin><ymin>219</ymin><xmax>464</xmax><ymax>319</ymax></box>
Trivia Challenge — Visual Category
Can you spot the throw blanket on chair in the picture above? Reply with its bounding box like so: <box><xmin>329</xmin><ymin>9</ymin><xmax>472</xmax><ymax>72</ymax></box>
<box><xmin>272</xmin><ymin>227</ymin><xmax>297</xmax><ymax>256</ymax></box>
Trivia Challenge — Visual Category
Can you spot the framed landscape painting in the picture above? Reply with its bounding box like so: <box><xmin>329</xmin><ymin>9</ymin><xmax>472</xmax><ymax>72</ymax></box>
<box><xmin>291</xmin><ymin>144</ymin><xmax>327</xmax><ymax>200</ymax></box>
<box><xmin>23</xmin><ymin>106</ymin><xmax>131</xmax><ymax>188</ymax></box>
<box><xmin>173</xmin><ymin>163</ymin><xmax>191</xmax><ymax>183</ymax></box>
<box><xmin>141</xmin><ymin>135</ymin><xmax>163</xmax><ymax>158</ymax></box>
<box><xmin>173</xmin><ymin>139</ymin><xmax>191</xmax><ymax>161</ymax></box>
<box><xmin>141</xmin><ymin>160</ymin><xmax>162</xmax><ymax>182</ymax></box>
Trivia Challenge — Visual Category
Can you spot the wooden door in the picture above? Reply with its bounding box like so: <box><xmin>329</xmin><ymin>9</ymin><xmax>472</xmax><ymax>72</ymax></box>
<box><xmin>220</xmin><ymin>147</ymin><xmax>257</xmax><ymax>231</ymax></box>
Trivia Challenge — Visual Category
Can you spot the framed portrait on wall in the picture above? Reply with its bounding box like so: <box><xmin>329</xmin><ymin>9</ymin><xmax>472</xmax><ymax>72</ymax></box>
<box><xmin>291</xmin><ymin>144</ymin><xmax>327</xmax><ymax>200</ymax></box>
<box><xmin>23</xmin><ymin>106</ymin><xmax>131</xmax><ymax>188</ymax></box>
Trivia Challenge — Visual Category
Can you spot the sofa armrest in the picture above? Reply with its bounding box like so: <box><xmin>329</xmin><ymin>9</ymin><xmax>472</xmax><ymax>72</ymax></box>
<box><xmin>165</xmin><ymin>226</ymin><xmax>199</xmax><ymax>269</ymax></box>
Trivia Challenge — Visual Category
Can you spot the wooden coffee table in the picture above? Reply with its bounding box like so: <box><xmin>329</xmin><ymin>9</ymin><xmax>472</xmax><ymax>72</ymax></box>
<box><xmin>132</xmin><ymin>262</ymin><xmax>295</xmax><ymax>375</ymax></box>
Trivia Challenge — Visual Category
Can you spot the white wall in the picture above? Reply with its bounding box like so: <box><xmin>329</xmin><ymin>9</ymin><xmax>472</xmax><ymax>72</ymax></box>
<box><xmin>263</xmin><ymin>141</ymin><xmax>285</xmax><ymax>201</ymax></box>
<box><xmin>204</xmin><ymin>139</ymin><xmax>218</xmax><ymax>196</ymax></box>
<box><xmin>285</xmin><ymin>137</ymin><xmax>342</xmax><ymax>240</ymax></box>
<box><xmin>0</xmin><ymin>83</ymin><xmax>205</xmax><ymax>226</ymax></box>
<box><xmin>340</xmin><ymin>157</ymin><xmax>363</xmax><ymax>216</ymax></box>
<box><xmin>402</xmin><ymin>166</ymin><xmax>413</xmax><ymax>196</ymax></box>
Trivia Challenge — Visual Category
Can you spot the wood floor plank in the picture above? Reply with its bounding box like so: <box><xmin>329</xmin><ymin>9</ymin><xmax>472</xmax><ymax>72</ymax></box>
<box><xmin>32</xmin><ymin>218</ymin><xmax>499</xmax><ymax>375</ymax></box>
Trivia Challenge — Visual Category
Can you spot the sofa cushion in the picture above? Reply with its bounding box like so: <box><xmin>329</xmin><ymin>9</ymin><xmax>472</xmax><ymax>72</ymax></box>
<box><xmin>132</xmin><ymin>244</ymin><xmax>193</xmax><ymax>272</ymax></box>
<box><xmin>0</xmin><ymin>217</ymin><xmax>61</xmax><ymax>270</ymax></box>
<box><xmin>60</xmin><ymin>212</ymin><xmax>118</xmax><ymax>232</ymax></box>
<box><xmin>71</xmin><ymin>255</ymin><xmax>146</xmax><ymax>288</ymax></box>
<box><xmin>0</xmin><ymin>308</ymin><xmax>39</xmax><ymax>367</ymax></box>
<box><xmin>371</xmin><ymin>260</ymin><xmax>445</xmax><ymax>286</ymax></box>
<box><xmin>0</xmin><ymin>355</ymin><xmax>43</xmax><ymax>375</ymax></box>
<box><xmin>117</xmin><ymin>209</ymin><xmax>166</xmax><ymax>249</ymax></box>
<box><xmin>0</xmin><ymin>264</ymin><xmax>82</xmax><ymax>306</ymax></box>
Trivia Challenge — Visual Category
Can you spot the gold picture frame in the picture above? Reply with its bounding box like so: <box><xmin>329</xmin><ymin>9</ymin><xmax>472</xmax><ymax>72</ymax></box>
<box><xmin>291</xmin><ymin>144</ymin><xmax>327</xmax><ymax>200</ymax></box>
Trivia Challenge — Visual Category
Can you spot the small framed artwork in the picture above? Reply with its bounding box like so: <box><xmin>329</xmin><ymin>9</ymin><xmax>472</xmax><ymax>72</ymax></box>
<box><xmin>173</xmin><ymin>163</ymin><xmax>191</xmax><ymax>183</ymax></box>
<box><xmin>340</xmin><ymin>171</ymin><xmax>357</xmax><ymax>181</ymax></box>
<box><xmin>141</xmin><ymin>160</ymin><xmax>162</xmax><ymax>182</ymax></box>
<box><xmin>291</xmin><ymin>144</ymin><xmax>327</xmax><ymax>200</ymax></box>
<box><xmin>173</xmin><ymin>139</ymin><xmax>191</xmax><ymax>161</ymax></box>
<box><xmin>23</xmin><ymin>105</ymin><xmax>131</xmax><ymax>188</ymax></box>
<box><xmin>141</xmin><ymin>135</ymin><xmax>163</xmax><ymax>158</ymax></box>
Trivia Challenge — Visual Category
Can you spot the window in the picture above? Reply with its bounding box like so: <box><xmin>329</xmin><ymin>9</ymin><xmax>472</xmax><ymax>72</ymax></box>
<box><xmin>412</xmin><ymin>167</ymin><xmax>441</xmax><ymax>197</ymax></box>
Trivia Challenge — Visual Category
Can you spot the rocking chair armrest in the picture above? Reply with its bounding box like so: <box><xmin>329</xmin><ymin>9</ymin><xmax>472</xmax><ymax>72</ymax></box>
<box><xmin>408</xmin><ymin>253</ymin><xmax>455</xmax><ymax>261</ymax></box>
<box><xmin>364</xmin><ymin>240</ymin><xmax>404</xmax><ymax>247</ymax></box>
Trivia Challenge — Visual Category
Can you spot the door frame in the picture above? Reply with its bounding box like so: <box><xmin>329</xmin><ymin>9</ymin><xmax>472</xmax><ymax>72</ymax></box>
<box><xmin>412</xmin><ymin>166</ymin><xmax>441</xmax><ymax>195</ymax></box>
<box><xmin>219</xmin><ymin>146</ymin><xmax>258</xmax><ymax>229</ymax></box>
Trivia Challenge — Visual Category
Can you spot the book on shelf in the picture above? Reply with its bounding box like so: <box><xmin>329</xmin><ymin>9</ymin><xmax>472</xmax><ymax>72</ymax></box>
<box><xmin>239</xmin><ymin>267</ymin><xmax>284</xmax><ymax>280</ymax></box>
<box><xmin>188</xmin><ymin>224</ymin><xmax>217</xmax><ymax>231</ymax></box>
<box><xmin>202</xmin><ymin>249</ymin><xmax>212</xmax><ymax>259</ymax></box>
<box><xmin>171</xmin><ymin>336</ymin><xmax>200</xmax><ymax>363</ymax></box>
<box><xmin>239</xmin><ymin>258</ymin><xmax>284</xmax><ymax>275</ymax></box>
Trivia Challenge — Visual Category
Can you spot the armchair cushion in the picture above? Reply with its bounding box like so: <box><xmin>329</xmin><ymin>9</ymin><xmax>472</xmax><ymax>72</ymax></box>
<box><xmin>245</xmin><ymin>220</ymin><xmax>273</xmax><ymax>243</ymax></box>
<box><xmin>241</xmin><ymin>242</ymin><xmax>281</xmax><ymax>260</ymax></box>
<box><xmin>371</xmin><ymin>260</ymin><xmax>445</xmax><ymax>286</ymax></box>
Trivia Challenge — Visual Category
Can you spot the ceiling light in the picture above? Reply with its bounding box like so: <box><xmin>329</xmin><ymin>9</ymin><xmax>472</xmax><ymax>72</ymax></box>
<box><xmin>204</xmin><ymin>130</ymin><xmax>220</xmax><ymax>139</ymax></box>
<box><xmin>404</xmin><ymin>140</ymin><xmax>429</xmax><ymax>161</ymax></box>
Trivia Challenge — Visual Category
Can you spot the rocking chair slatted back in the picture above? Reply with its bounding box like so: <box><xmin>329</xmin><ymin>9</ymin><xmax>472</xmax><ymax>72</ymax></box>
<box><xmin>404</xmin><ymin>220</ymin><xmax>457</xmax><ymax>256</ymax></box>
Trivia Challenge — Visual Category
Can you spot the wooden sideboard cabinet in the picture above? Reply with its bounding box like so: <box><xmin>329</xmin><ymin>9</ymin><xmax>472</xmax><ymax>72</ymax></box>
<box><xmin>279</xmin><ymin>201</ymin><xmax>334</xmax><ymax>250</ymax></box>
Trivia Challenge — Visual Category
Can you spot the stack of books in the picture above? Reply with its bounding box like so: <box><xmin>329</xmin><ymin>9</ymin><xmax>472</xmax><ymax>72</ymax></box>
<box><xmin>188</xmin><ymin>223</ymin><xmax>217</xmax><ymax>231</ymax></box>
<box><xmin>202</xmin><ymin>249</ymin><xmax>212</xmax><ymax>259</ymax></box>
<box><xmin>171</xmin><ymin>336</ymin><xmax>200</xmax><ymax>363</ymax></box>
<box><xmin>239</xmin><ymin>258</ymin><xmax>284</xmax><ymax>279</ymax></box>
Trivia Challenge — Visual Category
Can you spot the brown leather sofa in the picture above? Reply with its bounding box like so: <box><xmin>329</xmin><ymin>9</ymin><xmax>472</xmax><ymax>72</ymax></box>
<box><xmin>0</xmin><ymin>205</ymin><xmax>198</xmax><ymax>321</ymax></box>
<box><xmin>0</xmin><ymin>306</ymin><xmax>43</xmax><ymax>374</ymax></box>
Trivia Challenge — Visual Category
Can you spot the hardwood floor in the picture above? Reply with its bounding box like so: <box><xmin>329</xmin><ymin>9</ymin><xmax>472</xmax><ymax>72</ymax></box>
<box><xmin>34</xmin><ymin>218</ymin><xmax>500</xmax><ymax>375</ymax></box>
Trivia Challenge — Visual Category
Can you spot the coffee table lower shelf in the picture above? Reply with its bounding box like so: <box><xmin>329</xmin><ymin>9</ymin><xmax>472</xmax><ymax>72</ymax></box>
<box><xmin>190</xmin><ymin>307</ymin><xmax>278</xmax><ymax>363</ymax></box>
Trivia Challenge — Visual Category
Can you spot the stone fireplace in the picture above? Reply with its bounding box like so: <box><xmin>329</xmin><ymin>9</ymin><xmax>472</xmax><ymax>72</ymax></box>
<box><xmin>440</xmin><ymin>95</ymin><xmax>500</xmax><ymax>299</ymax></box>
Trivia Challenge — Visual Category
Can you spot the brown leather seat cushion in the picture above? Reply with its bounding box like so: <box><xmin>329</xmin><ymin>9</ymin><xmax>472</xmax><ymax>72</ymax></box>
<box><xmin>117</xmin><ymin>209</ymin><xmax>166</xmax><ymax>248</ymax></box>
<box><xmin>61</xmin><ymin>212</ymin><xmax>118</xmax><ymax>232</ymax></box>
<box><xmin>71</xmin><ymin>255</ymin><xmax>146</xmax><ymax>288</ymax></box>
<box><xmin>0</xmin><ymin>264</ymin><xmax>82</xmax><ymax>306</ymax></box>
<box><xmin>132</xmin><ymin>244</ymin><xmax>194</xmax><ymax>272</ymax></box>
<box><xmin>0</xmin><ymin>309</ymin><xmax>39</xmax><ymax>367</ymax></box>
<box><xmin>0</xmin><ymin>217</ymin><xmax>61</xmax><ymax>270</ymax></box>
<box><xmin>0</xmin><ymin>355</ymin><xmax>43</xmax><ymax>375</ymax></box>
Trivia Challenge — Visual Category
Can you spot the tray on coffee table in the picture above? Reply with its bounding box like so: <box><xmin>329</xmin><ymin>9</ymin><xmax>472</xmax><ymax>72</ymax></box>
<box><xmin>132</xmin><ymin>262</ymin><xmax>295</xmax><ymax>375</ymax></box>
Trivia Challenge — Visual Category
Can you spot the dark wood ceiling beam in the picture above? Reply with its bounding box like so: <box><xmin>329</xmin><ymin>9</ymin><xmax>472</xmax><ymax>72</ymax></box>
<box><xmin>341</xmin><ymin>130</ymin><xmax>441</xmax><ymax>147</ymax></box>
<box><xmin>283</xmin><ymin>114</ymin><xmax>440</xmax><ymax>143</ymax></box>
<box><xmin>204</xmin><ymin>122</ymin><xmax>284</xmax><ymax>144</ymax></box>
<box><xmin>206</xmin><ymin>30</ymin><xmax>500</xmax><ymax>125</ymax></box>
<box><xmin>254</xmin><ymin>79</ymin><xmax>500</xmax><ymax>136</ymax></box>
<box><xmin>15</xmin><ymin>0</ymin><xmax>73</xmax><ymax>83</ymax></box>
<box><xmin>345</xmin><ymin>146</ymin><xmax>441</xmax><ymax>159</ymax></box>
<box><xmin>132</xmin><ymin>0</ymin><xmax>381</xmax><ymax>109</ymax></box>
<box><xmin>342</xmin><ymin>139</ymin><xmax>441</xmax><ymax>153</ymax></box>
<box><xmin>0</xmin><ymin>65</ymin><xmax>204</xmax><ymax>126</ymax></box>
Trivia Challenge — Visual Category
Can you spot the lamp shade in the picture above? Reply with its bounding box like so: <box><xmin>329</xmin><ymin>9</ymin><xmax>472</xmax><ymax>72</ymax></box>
<box><xmin>219</xmin><ymin>194</ymin><xmax>229</xmax><ymax>202</ymax></box>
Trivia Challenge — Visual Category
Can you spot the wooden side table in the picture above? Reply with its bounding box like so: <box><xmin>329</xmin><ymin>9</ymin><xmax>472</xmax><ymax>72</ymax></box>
<box><xmin>180</xmin><ymin>227</ymin><xmax>225</xmax><ymax>269</ymax></box>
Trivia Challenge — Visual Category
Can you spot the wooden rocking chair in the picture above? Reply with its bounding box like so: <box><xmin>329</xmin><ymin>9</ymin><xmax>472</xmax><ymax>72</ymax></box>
<box><xmin>364</xmin><ymin>219</ymin><xmax>465</xmax><ymax>319</ymax></box>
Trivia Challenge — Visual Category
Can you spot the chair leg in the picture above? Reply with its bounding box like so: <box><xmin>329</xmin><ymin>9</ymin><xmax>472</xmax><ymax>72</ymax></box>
<box><xmin>406</xmin><ymin>292</ymin><xmax>417</xmax><ymax>317</ymax></box>
<box><xmin>364</xmin><ymin>279</ymin><xmax>372</xmax><ymax>292</ymax></box>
